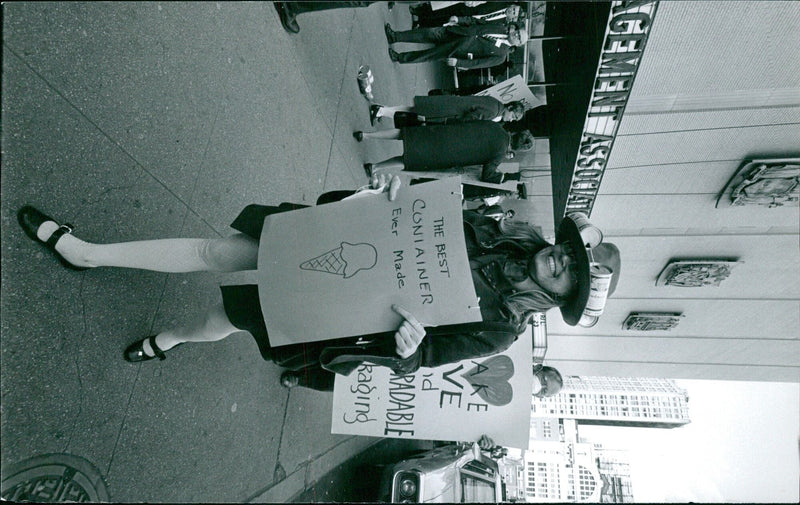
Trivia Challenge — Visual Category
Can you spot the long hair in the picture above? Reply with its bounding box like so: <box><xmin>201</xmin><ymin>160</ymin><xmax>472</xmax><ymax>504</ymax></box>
<box><xmin>489</xmin><ymin>219</ymin><xmax>563</xmax><ymax>331</ymax></box>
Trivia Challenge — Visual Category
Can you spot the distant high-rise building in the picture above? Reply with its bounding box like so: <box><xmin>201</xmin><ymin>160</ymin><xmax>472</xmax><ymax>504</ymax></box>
<box><xmin>594</xmin><ymin>446</ymin><xmax>635</xmax><ymax>503</ymax></box>
<box><xmin>523</xmin><ymin>420</ymin><xmax>636</xmax><ymax>503</ymax></box>
<box><xmin>524</xmin><ymin>420</ymin><xmax>614</xmax><ymax>502</ymax></box>
<box><xmin>532</xmin><ymin>376</ymin><xmax>690</xmax><ymax>428</ymax></box>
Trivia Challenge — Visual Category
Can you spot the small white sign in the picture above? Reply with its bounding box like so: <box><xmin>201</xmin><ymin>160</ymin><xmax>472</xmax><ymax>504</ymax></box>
<box><xmin>475</xmin><ymin>74</ymin><xmax>543</xmax><ymax>110</ymax></box>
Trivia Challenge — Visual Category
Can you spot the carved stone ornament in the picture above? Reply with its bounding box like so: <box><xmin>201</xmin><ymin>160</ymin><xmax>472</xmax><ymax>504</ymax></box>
<box><xmin>623</xmin><ymin>312</ymin><xmax>683</xmax><ymax>331</ymax></box>
<box><xmin>656</xmin><ymin>259</ymin><xmax>741</xmax><ymax>287</ymax></box>
<box><xmin>716</xmin><ymin>157</ymin><xmax>800</xmax><ymax>208</ymax></box>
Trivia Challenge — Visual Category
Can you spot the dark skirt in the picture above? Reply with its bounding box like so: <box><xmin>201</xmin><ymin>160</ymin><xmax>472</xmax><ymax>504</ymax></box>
<box><xmin>401</xmin><ymin>121</ymin><xmax>509</xmax><ymax>171</ymax></box>
<box><xmin>412</xmin><ymin>95</ymin><xmax>502</xmax><ymax>122</ymax></box>
<box><xmin>221</xmin><ymin>194</ymin><xmax>354</xmax><ymax>363</ymax></box>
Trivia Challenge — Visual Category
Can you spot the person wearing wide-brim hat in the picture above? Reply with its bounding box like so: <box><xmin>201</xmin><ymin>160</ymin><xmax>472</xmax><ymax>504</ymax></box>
<box><xmin>554</xmin><ymin>213</ymin><xmax>621</xmax><ymax>327</ymax></box>
<box><xmin>16</xmin><ymin>178</ymin><xmax>620</xmax><ymax>391</ymax></box>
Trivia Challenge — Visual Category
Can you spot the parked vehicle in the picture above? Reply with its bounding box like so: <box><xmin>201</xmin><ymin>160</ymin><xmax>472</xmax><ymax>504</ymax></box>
<box><xmin>381</xmin><ymin>442</ymin><xmax>504</xmax><ymax>503</ymax></box>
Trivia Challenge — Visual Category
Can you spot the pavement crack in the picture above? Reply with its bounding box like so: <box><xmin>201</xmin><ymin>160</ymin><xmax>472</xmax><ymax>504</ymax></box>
<box><xmin>273</xmin><ymin>388</ymin><xmax>291</xmax><ymax>475</ymax></box>
<box><xmin>3</xmin><ymin>41</ymin><xmax>220</xmax><ymax>234</ymax></box>
<box><xmin>273</xmin><ymin>462</ymin><xmax>287</xmax><ymax>484</ymax></box>
<box><xmin>73</xmin><ymin>183</ymin><xmax>141</xmax><ymax>220</ymax></box>
<box><xmin>63</xmin><ymin>276</ymin><xmax>88</xmax><ymax>453</ymax></box>
<box><xmin>64</xmin><ymin>355</ymin><xmax>85</xmax><ymax>454</ymax></box>
<box><xmin>183</xmin><ymin>100</ymin><xmax>223</xmax><ymax>238</ymax></box>
<box><xmin>321</xmin><ymin>11</ymin><xmax>358</xmax><ymax>191</ymax></box>
<box><xmin>106</xmin><ymin>363</ymin><xmax>142</xmax><ymax>479</ymax></box>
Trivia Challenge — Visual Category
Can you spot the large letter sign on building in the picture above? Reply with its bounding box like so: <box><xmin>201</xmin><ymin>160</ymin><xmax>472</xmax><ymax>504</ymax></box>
<box><xmin>565</xmin><ymin>0</ymin><xmax>659</xmax><ymax>217</ymax></box>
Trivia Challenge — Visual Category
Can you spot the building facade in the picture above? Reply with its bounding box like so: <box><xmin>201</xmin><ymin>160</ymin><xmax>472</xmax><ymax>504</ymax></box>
<box><xmin>518</xmin><ymin>0</ymin><xmax>800</xmax><ymax>383</ymax></box>
<box><xmin>524</xmin><ymin>419</ymin><xmax>629</xmax><ymax>502</ymax></box>
<box><xmin>593</xmin><ymin>446</ymin><xmax>635</xmax><ymax>502</ymax></box>
<box><xmin>532</xmin><ymin>376</ymin><xmax>690</xmax><ymax>428</ymax></box>
<box><xmin>530</xmin><ymin>416</ymin><xmax>562</xmax><ymax>442</ymax></box>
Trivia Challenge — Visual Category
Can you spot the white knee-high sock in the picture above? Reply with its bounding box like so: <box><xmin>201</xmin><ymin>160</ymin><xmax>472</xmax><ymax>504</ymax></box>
<box><xmin>35</xmin><ymin>221</ymin><xmax>257</xmax><ymax>273</ymax></box>
<box><xmin>146</xmin><ymin>304</ymin><xmax>238</xmax><ymax>355</ymax></box>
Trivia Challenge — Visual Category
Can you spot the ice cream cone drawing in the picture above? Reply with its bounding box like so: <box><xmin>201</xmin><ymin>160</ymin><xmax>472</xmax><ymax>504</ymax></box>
<box><xmin>300</xmin><ymin>242</ymin><xmax>377</xmax><ymax>279</ymax></box>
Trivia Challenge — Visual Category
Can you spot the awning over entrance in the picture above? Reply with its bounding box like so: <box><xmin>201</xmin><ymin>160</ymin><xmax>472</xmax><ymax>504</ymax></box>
<box><xmin>539</xmin><ymin>1</ymin><xmax>659</xmax><ymax>224</ymax></box>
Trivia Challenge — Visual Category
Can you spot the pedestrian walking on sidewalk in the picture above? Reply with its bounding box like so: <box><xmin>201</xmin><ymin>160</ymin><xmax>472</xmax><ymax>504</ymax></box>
<box><xmin>503</xmin><ymin>104</ymin><xmax>555</xmax><ymax>138</ymax></box>
<box><xmin>355</xmin><ymin>122</ymin><xmax>533</xmax><ymax>184</ymax></box>
<box><xmin>17</xmin><ymin>176</ymin><xmax>619</xmax><ymax>392</ymax></box>
<box><xmin>385</xmin><ymin>18</ymin><xmax>527</xmax><ymax>69</ymax></box>
<box><xmin>273</xmin><ymin>1</ymin><xmax>377</xmax><ymax>34</ymax></box>
<box><xmin>369</xmin><ymin>95</ymin><xmax>524</xmax><ymax>126</ymax></box>
<box><xmin>410</xmin><ymin>2</ymin><xmax>522</xmax><ymax>29</ymax></box>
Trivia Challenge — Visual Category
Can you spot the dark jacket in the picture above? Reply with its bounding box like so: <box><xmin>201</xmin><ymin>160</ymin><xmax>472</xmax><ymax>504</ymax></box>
<box><xmin>441</xmin><ymin>20</ymin><xmax>514</xmax><ymax>70</ymax></box>
<box><xmin>401</xmin><ymin>121</ymin><xmax>511</xmax><ymax>184</ymax></box>
<box><xmin>413</xmin><ymin>1</ymin><xmax>517</xmax><ymax>28</ymax></box>
<box><xmin>412</xmin><ymin>95</ymin><xmax>504</xmax><ymax>123</ymax></box>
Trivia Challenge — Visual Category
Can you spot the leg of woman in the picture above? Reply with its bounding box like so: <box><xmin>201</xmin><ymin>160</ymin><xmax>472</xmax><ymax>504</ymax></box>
<box><xmin>371</xmin><ymin>155</ymin><xmax>405</xmax><ymax>173</ymax></box>
<box><xmin>375</xmin><ymin>106</ymin><xmax>412</xmax><ymax>119</ymax></box>
<box><xmin>282</xmin><ymin>365</ymin><xmax>336</xmax><ymax>392</ymax></box>
<box><xmin>34</xmin><ymin>221</ymin><xmax>258</xmax><ymax>273</ymax></box>
<box><xmin>361</xmin><ymin>129</ymin><xmax>402</xmax><ymax>140</ymax></box>
<box><xmin>145</xmin><ymin>302</ymin><xmax>239</xmax><ymax>355</ymax></box>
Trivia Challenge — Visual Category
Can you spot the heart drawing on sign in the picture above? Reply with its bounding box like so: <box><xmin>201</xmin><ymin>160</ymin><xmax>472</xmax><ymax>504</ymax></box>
<box><xmin>461</xmin><ymin>355</ymin><xmax>514</xmax><ymax>406</ymax></box>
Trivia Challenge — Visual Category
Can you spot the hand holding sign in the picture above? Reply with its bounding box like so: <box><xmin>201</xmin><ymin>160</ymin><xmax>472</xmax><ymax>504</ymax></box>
<box><xmin>392</xmin><ymin>304</ymin><xmax>427</xmax><ymax>358</ymax></box>
<box><xmin>370</xmin><ymin>173</ymin><xmax>402</xmax><ymax>201</ymax></box>
<box><xmin>478</xmin><ymin>434</ymin><xmax>496</xmax><ymax>451</ymax></box>
<box><xmin>348</xmin><ymin>174</ymin><xmax>402</xmax><ymax>202</ymax></box>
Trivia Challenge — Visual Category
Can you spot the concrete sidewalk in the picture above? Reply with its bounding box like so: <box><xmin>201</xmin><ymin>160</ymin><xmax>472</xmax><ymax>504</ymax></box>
<box><xmin>1</xmin><ymin>2</ymin><xmax>446</xmax><ymax>502</ymax></box>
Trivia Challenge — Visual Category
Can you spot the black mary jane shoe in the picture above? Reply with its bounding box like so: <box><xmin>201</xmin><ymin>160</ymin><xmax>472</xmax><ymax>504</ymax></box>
<box><xmin>124</xmin><ymin>335</ymin><xmax>170</xmax><ymax>362</ymax></box>
<box><xmin>369</xmin><ymin>104</ymin><xmax>382</xmax><ymax>126</ymax></box>
<box><xmin>17</xmin><ymin>205</ymin><xmax>88</xmax><ymax>271</ymax></box>
<box><xmin>353</xmin><ymin>130</ymin><xmax>364</xmax><ymax>142</ymax></box>
<box><xmin>280</xmin><ymin>371</ymin><xmax>300</xmax><ymax>388</ymax></box>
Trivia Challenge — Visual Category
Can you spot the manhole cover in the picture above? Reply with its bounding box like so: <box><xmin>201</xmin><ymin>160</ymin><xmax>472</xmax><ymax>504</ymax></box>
<box><xmin>1</xmin><ymin>453</ymin><xmax>109</xmax><ymax>502</ymax></box>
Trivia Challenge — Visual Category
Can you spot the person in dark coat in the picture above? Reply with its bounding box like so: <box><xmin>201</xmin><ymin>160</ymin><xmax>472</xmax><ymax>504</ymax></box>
<box><xmin>16</xmin><ymin>177</ymin><xmax>620</xmax><ymax>392</ymax></box>
<box><xmin>411</xmin><ymin>2</ymin><xmax>522</xmax><ymax>28</ymax></box>
<box><xmin>355</xmin><ymin>123</ymin><xmax>533</xmax><ymax>184</ymax></box>
<box><xmin>273</xmin><ymin>1</ymin><xmax>377</xmax><ymax>34</ymax></box>
<box><xmin>503</xmin><ymin>104</ymin><xmax>554</xmax><ymax>137</ymax></box>
<box><xmin>369</xmin><ymin>95</ymin><xmax>524</xmax><ymax>126</ymax></box>
<box><xmin>385</xmin><ymin>18</ymin><xmax>527</xmax><ymax>69</ymax></box>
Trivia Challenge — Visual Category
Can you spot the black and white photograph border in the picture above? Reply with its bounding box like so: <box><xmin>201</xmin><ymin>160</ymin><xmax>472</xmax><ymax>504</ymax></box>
<box><xmin>2</xmin><ymin>2</ymin><xmax>798</xmax><ymax>503</ymax></box>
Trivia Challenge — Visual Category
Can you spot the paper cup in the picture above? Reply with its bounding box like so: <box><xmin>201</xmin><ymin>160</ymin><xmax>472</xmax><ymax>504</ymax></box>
<box><xmin>568</xmin><ymin>212</ymin><xmax>603</xmax><ymax>249</ymax></box>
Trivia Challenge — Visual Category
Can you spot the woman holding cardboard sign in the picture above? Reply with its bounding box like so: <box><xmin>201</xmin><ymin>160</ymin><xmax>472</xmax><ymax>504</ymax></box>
<box><xmin>17</xmin><ymin>175</ymin><xmax>619</xmax><ymax>392</ymax></box>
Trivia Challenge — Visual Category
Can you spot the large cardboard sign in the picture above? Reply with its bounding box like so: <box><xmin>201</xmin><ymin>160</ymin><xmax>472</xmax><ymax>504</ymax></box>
<box><xmin>430</xmin><ymin>1</ymin><xmax>459</xmax><ymax>10</ymax></box>
<box><xmin>331</xmin><ymin>327</ymin><xmax>534</xmax><ymax>449</ymax></box>
<box><xmin>475</xmin><ymin>74</ymin><xmax>543</xmax><ymax>110</ymax></box>
<box><xmin>257</xmin><ymin>177</ymin><xmax>481</xmax><ymax>346</ymax></box>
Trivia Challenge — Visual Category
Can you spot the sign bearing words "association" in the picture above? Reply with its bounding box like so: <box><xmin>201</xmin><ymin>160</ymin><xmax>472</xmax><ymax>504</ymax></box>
<box><xmin>565</xmin><ymin>0</ymin><xmax>659</xmax><ymax>216</ymax></box>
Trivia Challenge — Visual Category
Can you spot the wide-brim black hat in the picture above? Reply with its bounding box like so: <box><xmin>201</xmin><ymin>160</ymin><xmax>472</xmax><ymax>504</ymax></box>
<box><xmin>555</xmin><ymin>215</ymin><xmax>620</xmax><ymax>327</ymax></box>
